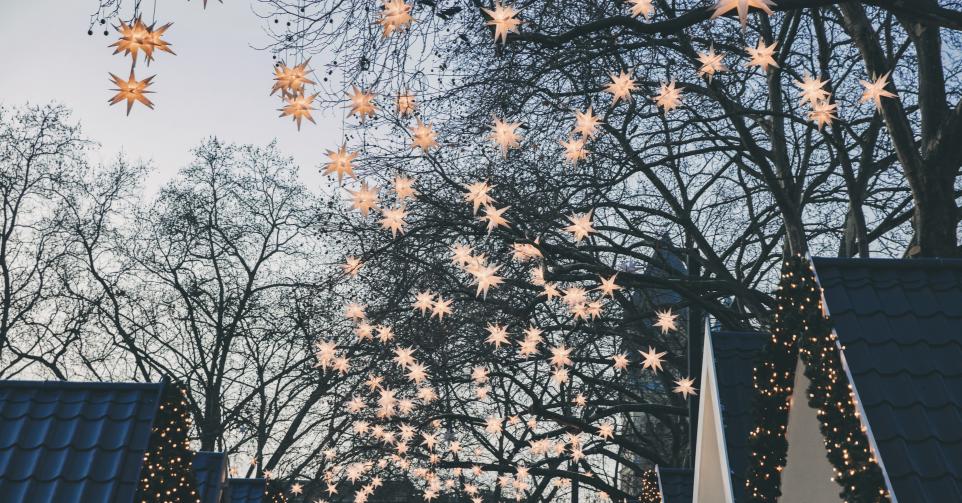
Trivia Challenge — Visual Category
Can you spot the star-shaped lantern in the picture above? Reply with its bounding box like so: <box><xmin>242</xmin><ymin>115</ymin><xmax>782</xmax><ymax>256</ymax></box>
<box><xmin>490</xmin><ymin>117</ymin><xmax>522</xmax><ymax>155</ymax></box>
<box><xmin>378</xmin><ymin>0</ymin><xmax>414</xmax><ymax>37</ymax></box>
<box><xmin>396</xmin><ymin>91</ymin><xmax>416</xmax><ymax>116</ymax></box>
<box><xmin>652</xmin><ymin>81</ymin><xmax>683</xmax><ymax>113</ymax></box>
<box><xmin>410</xmin><ymin>119</ymin><xmax>438</xmax><ymax>151</ymax></box>
<box><xmin>482</xmin><ymin>2</ymin><xmax>521</xmax><ymax>44</ymax></box>
<box><xmin>859</xmin><ymin>72</ymin><xmax>897</xmax><ymax>110</ymax></box>
<box><xmin>745</xmin><ymin>39</ymin><xmax>779</xmax><ymax>72</ymax></box>
<box><xmin>628</xmin><ymin>0</ymin><xmax>654</xmax><ymax>19</ymax></box>
<box><xmin>347</xmin><ymin>86</ymin><xmax>377</xmax><ymax>122</ymax></box>
<box><xmin>653</xmin><ymin>308</ymin><xmax>678</xmax><ymax>334</ymax></box>
<box><xmin>711</xmin><ymin>0</ymin><xmax>776</xmax><ymax>28</ymax></box>
<box><xmin>348</xmin><ymin>182</ymin><xmax>379</xmax><ymax>216</ymax></box>
<box><xmin>794</xmin><ymin>73</ymin><xmax>830</xmax><ymax>106</ymax></box>
<box><xmin>605</xmin><ymin>70</ymin><xmax>637</xmax><ymax>105</ymax></box>
<box><xmin>108</xmin><ymin>70</ymin><xmax>155</xmax><ymax>115</ymax></box>
<box><xmin>565</xmin><ymin>211</ymin><xmax>596</xmax><ymax>242</ymax></box>
<box><xmin>279</xmin><ymin>93</ymin><xmax>318</xmax><ymax>130</ymax></box>
<box><xmin>323</xmin><ymin>145</ymin><xmax>358</xmax><ymax>182</ymax></box>
<box><xmin>272</xmin><ymin>59</ymin><xmax>314</xmax><ymax>97</ymax></box>
<box><xmin>696</xmin><ymin>46</ymin><xmax>727</xmax><ymax>81</ymax></box>
<box><xmin>673</xmin><ymin>377</ymin><xmax>698</xmax><ymax>398</ymax></box>
<box><xmin>640</xmin><ymin>346</ymin><xmax>667</xmax><ymax>372</ymax></box>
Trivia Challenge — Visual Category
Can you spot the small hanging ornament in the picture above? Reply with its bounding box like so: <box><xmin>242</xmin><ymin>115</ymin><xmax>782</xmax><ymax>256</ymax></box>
<box><xmin>108</xmin><ymin>70</ymin><xmax>155</xmax><ymax>115</ymax></box>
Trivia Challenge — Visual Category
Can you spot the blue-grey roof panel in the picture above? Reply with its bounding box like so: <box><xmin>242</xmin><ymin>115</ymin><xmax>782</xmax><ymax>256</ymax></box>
<box><xmin>657</xmin><ymin>467</ymin><xmax>693</xmax><ymax>503</ymax></box>
<box><xmin>0</xmin><ymin>380</ymin><xmax>162</xmax><ymax>503</ymax></box>
<box><xmin>193</xmin><ymin>451</ymin><xmax>228</xmax><ymax>503</ymax></box>
<box><xmin>813</xmin><ymin>257</ymin><xmax>962</xmax><ymax>503</ymax></box>
<box><xmin>228</xmin><ymin>478</ymin><xmax>266</xmax><ymax>503</ymax></box>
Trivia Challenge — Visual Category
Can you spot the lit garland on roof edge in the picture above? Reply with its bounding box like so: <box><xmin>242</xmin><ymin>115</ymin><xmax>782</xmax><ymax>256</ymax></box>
<box><xmin>795</xmin><ymin>258</ymin><xmax>889</xmax><ymax>502</ymax></box>
<box><xmin>745</xmin><ymin>255</ymin><xmax>888</xmax><ymax>502</ymax></box>
<box><xmin>639</xmin><ymin>469</ymin><xmax>660</xmax><ymax>503</ymax></box>
<box><xmin>136</xmin><ymin>381</ymin><xmax>200</xmax><ymax>503</ymax></box>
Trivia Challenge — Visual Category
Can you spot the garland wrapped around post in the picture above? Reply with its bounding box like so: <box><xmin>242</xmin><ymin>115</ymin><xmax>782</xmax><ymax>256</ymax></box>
<box><xmin>745</xmin><ymin>255</ymin><xmax>888</xmax><ymax>502</ymax></box>
<box><xmin>639</xmin><ymin>468</ymin><xmax>660</xmax><ymax>503</ymax></box>
<box><xmin>136</xmin><ymin>380</ymin><xmax>201</xmax><ymax>503</ymax></box>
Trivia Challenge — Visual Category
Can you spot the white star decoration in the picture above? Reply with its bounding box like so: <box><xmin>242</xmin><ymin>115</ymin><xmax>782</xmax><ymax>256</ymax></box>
<box><xmin>711</xmin><ymin>0</ymin><xmax>776</xmax><ymax>29</ymax></box>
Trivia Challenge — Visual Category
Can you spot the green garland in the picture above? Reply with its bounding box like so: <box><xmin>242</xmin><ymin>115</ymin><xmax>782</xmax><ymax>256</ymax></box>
<box><xmin>137</xmin><ymin>381</ymin><xmax>201</xmax><ymax>503</ymax></box>
<box><xmin>639</xmin><ymin>469</ymin><xmax>660</xmax><ymax>503</ymax></box>
<box><xmin>745</xmin><ymin>256</ymin><xmax>889</xmax><ymax>502</ymax></box>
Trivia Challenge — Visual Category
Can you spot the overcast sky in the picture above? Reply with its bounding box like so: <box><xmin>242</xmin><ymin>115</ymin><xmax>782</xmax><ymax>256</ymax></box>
<box><xmin>0</xmin><ymin>0</ymin><xmax>339</xmax><ymax>191</ymax></box>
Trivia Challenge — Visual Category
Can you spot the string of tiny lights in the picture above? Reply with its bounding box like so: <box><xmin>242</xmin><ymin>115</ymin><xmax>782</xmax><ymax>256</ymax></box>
<box><xmin>639</xmin><ymin>469</ymin><xmax>660</xmax><ymax>503</ymax></box>
<box><xmin>136</xmin><ymin>381</ymin><xmax>201</xmax><ymax>503</ymax></box>
<box><xmin>745</xmin><ymin>255</ymin><xmax>888</xmax><ymax>502</ymax></box>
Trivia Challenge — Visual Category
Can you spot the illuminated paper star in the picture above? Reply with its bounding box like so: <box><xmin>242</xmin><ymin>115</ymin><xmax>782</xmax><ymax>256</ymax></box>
<box><xmin>347</xmin><ymin>396</ymin><xmax>367</xmax><ymax>413</ymax></box>
<box><xmin>110</xmin><ymin>18</ymin><xmax>158</xmax><ymax>63</ymax></box>
<box><xmin>808</xmin><ymin>100</ymin><xmax>838</xmax><ymax>130</ymax></box>
<box><xmin>859</xmin><ymin>72</ymin><xmax>897</xmax><ymax>110</ymax></box>
<box><xmin>549</xmin><ymin>345</ymin><xmax>572</xmax><ymax>367</ymax></box>
<box><xmin>347</xmin><ymin>86</ymin><xmax>377</xmax><ymax>122</ymax></box>
<box><xmin>597</xmin><ymin>274</ymin><xmax>621</xmax><ymax>297</ymax></box>
<box><xmin>696</xmin><ymin>46</ymin><xmax>727</xmax><ymax>81</ymax></box>
<box><xmin>573</xmin><ymin>393</ymin><xmax>587</xmax><ymax>407</ymax></box>
<box><xmin>711</xmin><ymin>0</ymin><xmax>776</xmax><ymax>28</ymax></box>
<box><xmin>343</xmin><ymin>256</ymin><xmax>363</xmax><ymax>276</ymax></box>
<box><xmin>407</xmin><ymin>362</ymin><xmax>429</xmax><ymax>383</ymax></box>
<box><xmin>652</xmin><ymin>81</ymin><xmax>683</xmax><ymax>113</ymax></box>
<box><xmin>413</xmin><ymin>291</ymin><xmax>434</xmax><ymax>314</ymax></box>
<box><xmin>512</xmin><ymin>241</ymin><xmax>542</xmax><ymax>262</ymax></box>
<box><xmin>628</xmin><ymin>0</ymin><xmax>654</xmax><ymax>18</ymax></box>
<box><xmin>605</xmin><ymin>71</ymin><xmax>637</xmax><ymax>104</ymax></box>
<box><xmin>485</xmin><ymin>416</ymin><xmax>504</xmax><ymax>434</ymax></box>
<box><xmin>654</xmin><ymin>308</ymin><xmax>678</xmax><ymax>333</ymax></box>
<box><xmin>640</xmin><ymin>346</ymin><xmax>667</xmax><ymax>372</ymax></box>
<box><xmin>380</xmin><ymin>206</ymin><xmax>408</xmax><ymax>237</ymax></box>
<box><xmin>745</xmin><ymin>39</ymin><xmax>779</xmax><ymax>72</ymax></box>
<box><xmin>470</xmin><ymin>263</ymin><xmax>504</xmax><ymax>298</ymax></box>
<box><xmin>378</xmin><ymin>0</ymin><xmax>414</xmax><ymax>37</ymax></box>
<box><xmin>490</xmin><ymin>117</ymin><xmax>522</xmax><ymax>155</ymax></box>
<box><xmin>471</xmin><ymin>366</ymin><xmax>490</xmax><ymax>383</ymax></box>
<box><xmin>573</xmin><ymin>107</ymin><xmax>602</xmax><ymax>138</ymax></box>
<box><xmin>314</xmin><ymin>340</ymin><xmax>337</xmax><ymax>369</ymax></box>
<box><xmin>560</xmin><ymin>137</ymin><xmax>588</xmax><ymax>165</ymax></box>
<box><xmin>565</xmin><ymin>211</ymin><xmax>596</xmax><ymax>241</ymax></box>
<box><xmin>611</xmin><ymin>353</ymin><xmax>629</xmax><ymax>370</ymax></box>
<box><xmin>323</xmin><ymin>145</ymin><xmax>358</xmax><ymax>182</ymax></box>
<box><xmin>393</xmin><ymin>346</ymin><xmax>417</xmax><ymax>367</ymax></box>
<box><xmin>480</xmin><ymin>205</ymin><xmax>510</xmax><ymax>233</ymax></box>
<box><xmin>596</xmin><ymin>422</ymin><xmax>615</xmax><ymax>439</ymax></box>
<box><xmin>376</xmin><ymin>325</ymin><xmax>395</xmax><ymax>343</ymax></box>
<box><xmin>463</xmin><ymin>181</ymin><xmax>495</xmax><ymax>214</ymax></box>
<box><xmin>108</xmin><ymin>70</ymin><xmax>155</xmax><ymax>115</ymax></box>
<box><xmin>485</xmin><ymin>323</ymin><xmax>510</xmax><ymax>348</ymax></box>
<box><xmin>393</xmin><ymin>175</ymin><xmax>418</xmax><ymax>201</ymax></box>
<box><xmin>673</xmin><ymin>377</ymin><xmax>698</xmax><ymax>398</ymax></box>
<box><xmin>551</xmin><ymin>367</ymin><xmax>569</xmax><ymax>385</ymax></box>
<box><xmin>348</xmin><ymin>182</ymin><xmax>379</xmax><ymax>216</ymax></box>
<box><xmin>396</xmin><ymin>91</ymin><xmax>416</xmax><ymax>116</ymax></box>
<box><xmin>794</xmin><ymin>73</ymin><xmax>830</xmax><ymax>106</ymax></box>
<box><xmin>410</xmin><ymin>119</ymin><xmax>438</xmax><ymax>151</ymax></box>
<box><xmin>345</xmin><ymin>303</ymin><xmax>366</xmax><ymax>320</ymax></box>
<box><xmin>271</xmin><ymin>59</ymin><xmax>314</xmax><ymax>97</ymax></box>
<box><xmin>279</xmin><ymin>93</ymin><xmax>318</xmax><ymax>130</ymax></box>
<box><xmin>431</xmin><ymin>297</ymin><xmax>452</xmax><ymax>319</ymax></box>
<box><xmin>143</xmin><ymin>22</ymin><xmax>175</xmax><ymax>62</ymax></box>
<box><xmin>482</xmin><ymin>2</ymin><xmax>521</xmax><ymax>44</ymax></box>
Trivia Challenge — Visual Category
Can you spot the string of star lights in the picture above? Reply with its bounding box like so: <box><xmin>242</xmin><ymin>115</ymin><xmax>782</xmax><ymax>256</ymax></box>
<box><xmin>101</xmin><ymin>2</ymin><xmax>175</xmax><ymax>115</ymax></box>
<box><xmin>745</xmin><ymin>256</ymin><xmax>888</xmax><ymax>502</ymax></box>
<box><xmin>136</xmin><ymin>381</ymin><xmax>200</xmax><ymax>503</ymax></box>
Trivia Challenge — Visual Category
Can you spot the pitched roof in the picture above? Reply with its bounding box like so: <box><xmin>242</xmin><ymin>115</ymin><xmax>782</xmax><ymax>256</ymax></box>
<box><xmin>710</xmin><ymin>331</ymin><xmax>766</xmax><ymax>501</ymax></box>
<box><xmin>193</xmin><ymin>451</ymin><xmax>228</xmax><ymax>503</ymax></box>
<box><xmin>813</xmin><ymin>257</ymin><xmax>962</xmax><ymax>502</ymax></box>
<box><xmin>0</xmin><ymin>380</ymin><xmax>162</xmax><ymax>503</ymax></box>
<box><xmin>656</xmin><ymin>467</ymin><xmax>693</xmax><ymax>503</ymax></box>
<box><xmin>227</xmin><ymin>478</ymin><xmax>266</xmax><ymax>503</ymax></box>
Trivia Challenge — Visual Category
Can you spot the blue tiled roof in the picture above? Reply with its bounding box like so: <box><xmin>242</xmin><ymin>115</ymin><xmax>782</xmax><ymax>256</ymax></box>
<box><xmin>194</xmin><ymin>451</ymin><xmax>228</xmax><ymax>503</ymax></box>
<box><xmin>228</xmin><ymin>478</ymin><xmax>266</xmax><ymax>503</ymax></box>
<box><xmin>813</xmin><ymin>257</ymin><xmax>962</xmax><ymax>503</ymax></box>
<box><xmin>710</xmin><ymin>331</ymin><xmax>766</xmax><ymax>501</ymax></box>
<box><xmin>657</xmin><ymin>467</ymin><xmax>693</xmax><ymax>503</ymax></box>
<box><xmin>0</xmin><ymin>380</ymin><xmax>162</xmax><ymax>503</ymax></box>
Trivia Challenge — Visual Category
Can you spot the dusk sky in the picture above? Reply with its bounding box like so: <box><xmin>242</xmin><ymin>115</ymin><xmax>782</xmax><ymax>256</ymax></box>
<box><xmin>0</xmin><ymin>0</ymin><xmax>340</xmax><ymax>191</ymax></box>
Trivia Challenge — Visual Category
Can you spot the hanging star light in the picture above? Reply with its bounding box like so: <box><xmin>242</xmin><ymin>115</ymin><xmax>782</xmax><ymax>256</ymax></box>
<box><xmin>652</xmin><ymin>81</ymin><xmax>683</xmax><ymax>113</ymax></box>
<box><xmin>323</xmin><ymin>145</ymin><xmax>358</xmax><ymax>181</ymax></box>
<box><xmin>470</xmin><ymin>263</ymin><xmax>504</xmax><ymax>297</ymax></box>
<box><xmin>485</xmin><ymin>323</ymin><xmax>510</xmax><ymax>348</ymax></box>
<box><xmin>605</xmin><ymin>70</ymin><xmax>637</xmax><ymax>105</ymax></box>
<box><xmin>343</xmin><ymin>256</ymin><xmax>363</xmax><ymax>276</ymax></box>
<box><xmin>596</xmin><ymin>422</ymin><xmax>615</xmax><ymax>439</ymax></box>
<box><xmin>794</xmin><ymin>73</ymin><xmax>830</xmax><ymax>106</ymax></box>
<box><xmin>639</xmin><ymin>346</ymin><xmax>667</xmax><ymax>372</ymax></box>
<box><xmin>560</xmin><ymin>137</ymin><xmax>588</xmax><ymax>165</ymax></box>
<box><xmin>490</xmin><ymin>117</ymin><xmax>522</xmax><ymax>155</ymax></box>
<box><xmin>480</xmin><ymin>205</ymin><xmax>510</xmax><ymax>233</ymax></box>
<box><xmin>611</xmin><ymin>353</ymin><xmax>629</xmax><ymax>371</ymax></box>
<box><xmin>348</xmin><ymin>182</ymin><xmax>379</xmax><ymax>216</ymax></box>
<box><xmin>378</xmin><ymin>0</ymin><xmax>414</xmax><ymax>37</ymax></box>
<box><xmin>696</xmin><ymin>46</ymin><xmax>727</xmax><ymax>81</ymax></box>
<box><xmin>347</xmin><ymin>85</ymin><xmax>377</xmax><ymax>122</ymax></box>
<box><xmin>110</xmin><ymin>18</ymin><xmax>152</xmax><ymax>62</ymax></box>
<box><xmin>653</xmin><ymin>308</ymin><xmax>678</xmax><ymax>333</ymax></box>
<box><xmin>711</xmin><ymin>0</ymin><xmax>776</xmax><ymax>28</ymax></box>
<box><xmin>108</xmin><ymin>70</ymin><xmax>155</xmax><ymax>115</ymax></box>
<box><xmin>279</xmin><ymin>93</ymin><xmax>318</xmax><ymax>130</ymax></box>
<box><xmin>413</xmin><ymin>291</ymin><xmax>434</xmax><ymax>314</ymax></box>
<box><xmin>859</xmin><ymin>72</ymin><xmax>897</xmax><ymax>110</ymax></box>
<box><xmin>393</xmin><ymin>174</ymin><xmax>418</xmax><ymax>201</ymax></box>
<box><xmin>396</xmin><ymin>91</ymin><xmax>416</xmax><ymax>116</ymax></box>
<box><xmin>745</xmin><ymin>39</ymin><xmax>779</xmax><ymax>72</ymax></box>
<box><xmin>673</xmin><ymin>377</ymin><xmax>698</xmax><ymax>398</ymax></box>
<box><xmin>380</xmin><ymin>206</ymin><xmax>408</xmax><ymax>237</ymax></box>
<box><xmin>271</xmin><ymin>59</ymin><xmax>314</xmax><ymax>97</ymax></box>
<box><xmin>573</xmin><ymin>107</ymin><xmax>602</xmax><ymax>138</ymax></box>
<box><xmin>809</xmin><ymin>100</ymin><xmax>838</xmax><ymax>130</ymax></box>
<box><xmin>482</xmin><ymin>2</ymin><xmax>521</xmax><ymax>44</ymax></box>
<box><xmin>410</xmin><ymin>119</ymin><xmax>438</xmax><ymax>151</ymax></box>
<box><xmin>143</xmin><ymin>22</ymin><xmax>175</xmax><ymax>62</ymax></box>
<box><xmin>431</xmin><ymin>297</ymin><xmax>452</xmax><ymax>319</ymax></box>
<box><xmin>463</xmin><ymin>181</ymin><xmax>495</xmax><ymax>214</ymax></box>
<box><xmin>597</xmin><ymin>274</ymin><xmax>621</xmax><ymax>298</ymax></box>
<box><xmin>564</xmin><ymin>211</ymin><xmax>596</xmax><ymax>242</ymax></box>
<box><xmin>628</xmin><ymin>0</ymin><xmax>655</xmax><ymax>18</ymax></box>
